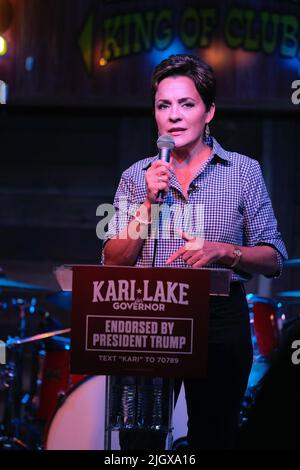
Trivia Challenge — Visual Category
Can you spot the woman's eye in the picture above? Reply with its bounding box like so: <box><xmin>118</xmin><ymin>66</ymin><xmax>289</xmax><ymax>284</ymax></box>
<box><xmin>157</xmin><ymin>103</ymin><xmax>168</xmax><ymax>110</ymax></box>
<box><xmin>157</xmin><ymin>102</ymin><xmax>194</xmax><ymax>110</ymax></box>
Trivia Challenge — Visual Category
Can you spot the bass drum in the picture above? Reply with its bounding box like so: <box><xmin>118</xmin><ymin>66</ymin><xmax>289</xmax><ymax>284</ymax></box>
<box><xmin>45</xmin><ymin>375</ymin><xmax>107</xmax><ymax>450</ymax></box>
<box><xmin>45</xmin><ymin>375</ymin><xmax>188</xmax><ymax>450</ymax></box>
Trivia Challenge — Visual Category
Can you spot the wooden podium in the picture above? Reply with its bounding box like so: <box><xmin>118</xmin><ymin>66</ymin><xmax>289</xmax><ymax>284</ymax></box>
<box><xmin>67</xmin><ymin>265</ymin><xmax>231</xmax><ymax>449</ymax></box>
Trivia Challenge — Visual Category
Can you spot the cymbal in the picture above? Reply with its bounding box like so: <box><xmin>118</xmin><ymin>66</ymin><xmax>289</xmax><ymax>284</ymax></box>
<box><xmin>276</xmin><ymin>291</ymin><xmax>300</xmax><ymax>305</ymax></box>
<box><xmin>246</xmin><ymin>294</ymin><xmax>278</xmax><ymax>305</ymax></box>
<box><xmin>0</xmin><ymin>277</ymin><xmax>49</xmax><ymax>291</ymax></box>
<box><xmin>46</xmin><ymin>291</ymin><xmax>72</xmax><ymax>311</ymax></box>
<box><xmin>6</xmin><ymin>328</ymin><xmax>71</xmax><ymax>347</ymax></box>
<box><xmin>276</xmin><ymin>291</ymin><xmax>300</xmax><ymax>298</ymax></box>
<box><xmin>284</xmin><ymin>259</ymin><xmax>300</xmax><ymax>268</ymax></box>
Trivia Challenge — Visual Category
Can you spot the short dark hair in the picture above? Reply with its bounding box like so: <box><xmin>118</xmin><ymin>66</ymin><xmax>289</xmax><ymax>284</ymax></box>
<box><xmin>151</xmin><ymin>54</ymin><xmax>216</xmax><ymax>111</ymax></box>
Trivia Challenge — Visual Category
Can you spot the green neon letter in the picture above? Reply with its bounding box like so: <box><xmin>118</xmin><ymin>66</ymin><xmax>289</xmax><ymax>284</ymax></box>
<box><xmin>260</xmin><ymin>11</ymin><xmax>280</xmax><ymax>55</ymax></box>
<box><xmin>199</xmin><ymin>8</ymin><xmax>217</xmax><ymax>47</ymax></box>
<box><xmin>280</xmin><ymin>15</ymin><xmax>298</xmax><ymax>58</ymax></box>
<box><xmin>224</xmin><ymin>8</ymin><xmax>244</xmax><ymax>49</ymax></box>
<box><xmin>180</xmin><ymin>7</ymin><xmax>199</xmax><ymax>48</ymax></box>
<box><xmin>153</xmin><ymin>9</ymin><xmax>173</xmax><ymax>50</ymax></box>
<box><xmin>133</xmin><ymin>11</ymin><xmax>155</xmax><ymax>53</ymax></box>
<box><xmin>102</xmin><ymin>16</ymin><xmax>122</xmax><ymax>60</ymax></box>
<box><xmin>244</xmin><ymin>9</ymin><xmax>259</xmax><ymax>51</ymax></box>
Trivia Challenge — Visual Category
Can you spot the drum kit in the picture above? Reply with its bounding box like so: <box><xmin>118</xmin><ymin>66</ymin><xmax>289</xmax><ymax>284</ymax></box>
<box><xmin>240</xmin><ymin>259</ymin><xmax>300</xmax><ymax>426</ymax></box>
<box><xmin>0</xmin><ymin>276</ymin><xmax>76</xmax><ymax>449</ymax></box>
<box><xmin>0</xmin><ymin>260</ymin><xmax>299</xmax><ymax>450</ymax></box>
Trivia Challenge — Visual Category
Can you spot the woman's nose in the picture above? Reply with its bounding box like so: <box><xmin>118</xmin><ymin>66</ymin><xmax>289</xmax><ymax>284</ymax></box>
<box><xmin>169</xmin><ymin>106</ymin><xmax>182</xmax><ymax>122</ymax></box>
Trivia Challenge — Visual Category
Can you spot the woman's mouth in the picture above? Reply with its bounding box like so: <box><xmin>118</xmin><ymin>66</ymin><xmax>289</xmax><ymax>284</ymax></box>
<box><xmin>168</xmin><ymin>128</ymin><xmax>187</xmax><ymax>135</ymax></box>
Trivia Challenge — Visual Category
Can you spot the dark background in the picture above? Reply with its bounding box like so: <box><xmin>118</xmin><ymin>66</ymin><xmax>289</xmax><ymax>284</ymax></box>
<box><xmin>0</xmin><ymin>0</ymin><xmax>299</xmax><ymax>339</ymax></box>
<box><xmin>0</xmin><ymin>0</ymin><xmax>299</xmax><ymax>450</ymax></box>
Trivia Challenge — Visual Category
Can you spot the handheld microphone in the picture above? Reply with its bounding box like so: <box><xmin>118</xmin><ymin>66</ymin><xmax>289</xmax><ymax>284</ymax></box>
<box><xmin>156</xmin><ymin>134</ymin><xmax>175</xmax><ymax>201</ymax></box>
<box><xmin>157</xmin><ymin>134</ymin><xmax>175</xmax><ymax>162</ymax></box>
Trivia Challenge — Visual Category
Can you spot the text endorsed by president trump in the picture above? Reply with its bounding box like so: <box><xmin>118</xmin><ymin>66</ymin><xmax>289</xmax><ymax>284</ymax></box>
<box><xmin>71</xmin><ymin>266</ymin><xmax>210</xmax><ymax>378</ymax></box>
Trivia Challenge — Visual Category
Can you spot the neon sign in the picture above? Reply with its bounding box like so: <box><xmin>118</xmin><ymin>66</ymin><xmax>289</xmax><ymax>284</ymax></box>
<box><xmin>78</xmin><ymin>5</ymin><xmax>300</xmax><ymax>73</ymax></box>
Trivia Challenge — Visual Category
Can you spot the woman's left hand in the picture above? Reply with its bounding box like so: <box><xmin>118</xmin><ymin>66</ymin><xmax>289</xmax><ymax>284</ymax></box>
<box><xmin>165</xmin><ymin>230</ymin><xmax>227</xmax><ymax>268</ymax></box>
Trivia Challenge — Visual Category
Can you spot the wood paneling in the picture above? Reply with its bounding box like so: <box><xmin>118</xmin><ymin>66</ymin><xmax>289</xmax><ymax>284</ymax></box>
<box><xmin>1</xmin><ymin>0</ymin><xmax>299</xmax><ymax>109</ymax></box>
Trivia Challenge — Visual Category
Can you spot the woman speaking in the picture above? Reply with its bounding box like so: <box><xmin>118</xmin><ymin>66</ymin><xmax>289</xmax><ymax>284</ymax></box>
<box><xmin>102</xmin><ymin>54</ymin><xmax>287</xmax><ymax>449</ymax></box>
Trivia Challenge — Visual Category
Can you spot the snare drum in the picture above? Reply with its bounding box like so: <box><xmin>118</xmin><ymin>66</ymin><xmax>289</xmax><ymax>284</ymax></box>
<box><xmin>246</xmin><ymin>295</ymin><xmax>280</xmax><ymax>391</ymax></box>
<box><xmin>35</xmin><ymin>337</ymin><xmax>84</xmax><ymax>421</ymax></box>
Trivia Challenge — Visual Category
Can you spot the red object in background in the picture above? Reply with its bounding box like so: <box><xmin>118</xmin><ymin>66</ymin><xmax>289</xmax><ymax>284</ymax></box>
<box><xmin>251</xmin><ymin>300</ymin><xmax>279</xmax><ymax>357</ymax></box>
<box><xmin>36</xmin><ymin>349</ymin><xmax>85</xmax><ymax>421</ymax></box>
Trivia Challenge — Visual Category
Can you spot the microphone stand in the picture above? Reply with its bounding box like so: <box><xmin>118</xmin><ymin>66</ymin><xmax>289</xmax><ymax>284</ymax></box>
<box><xmin>151</xmin><ymin>200</ymin><xmax>162</xmax><ymax>268</ymax></box>
<box><xmin>150</xmin><ymin>193</ymin><xmax>175</xmax><ymax>450</ymax></box>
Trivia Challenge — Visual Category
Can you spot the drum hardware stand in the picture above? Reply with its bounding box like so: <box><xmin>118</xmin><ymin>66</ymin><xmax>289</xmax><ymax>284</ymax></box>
<box><xmin>30</xmin><ymin>349</ymin><xmax>47</xmax><ymax>415</ymax></box>
<box><xmin>0</xmin><ymin>298</ymin><xmax>31</xmax><ymax>449</ymax></box>
<box><xmin>104</xmin><ymin>376</ymin><xmax>174</xmax><ymax>450</ymax></box>
<box><xmin>0</xmin><ymin>347</ymin><xmax>28</xmax><ymax>449</ymax></box>
<box><xmin>0</xmin><ymin>329</ymin><xmax>70</xmax><ymax>449</ymax></box>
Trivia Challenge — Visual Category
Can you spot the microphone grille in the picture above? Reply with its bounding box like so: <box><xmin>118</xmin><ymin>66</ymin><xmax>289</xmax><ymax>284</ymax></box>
<box><xmin>157</xmin><ymin>134</ymin><xmax>175</xmax><ymax>150</ymax></box>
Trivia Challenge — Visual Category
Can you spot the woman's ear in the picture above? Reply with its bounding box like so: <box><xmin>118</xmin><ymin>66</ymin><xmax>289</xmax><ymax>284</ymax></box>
<box><xmin>206</xmin><ymin>103</ymin><xmax>216</xmax><ymax>124</ymax></box>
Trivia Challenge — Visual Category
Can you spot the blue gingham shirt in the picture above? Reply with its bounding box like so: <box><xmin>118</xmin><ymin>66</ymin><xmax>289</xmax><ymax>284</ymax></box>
<box><xmin>103</xmin><ymin>137</ymin><xmax>288</xmax><ymax>282</ymax></box>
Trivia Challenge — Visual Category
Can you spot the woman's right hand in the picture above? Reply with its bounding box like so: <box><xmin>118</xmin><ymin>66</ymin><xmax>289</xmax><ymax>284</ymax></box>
<box><xmin>144</xmin><ymin>160</ymin><xmax>173</xmax><ymax>204</ymax></box>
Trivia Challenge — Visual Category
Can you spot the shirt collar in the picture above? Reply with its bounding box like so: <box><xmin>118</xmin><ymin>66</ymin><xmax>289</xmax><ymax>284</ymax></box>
<box><xmin>210</xmin><ymin>137</ymin><xmax>231</xmax><ymax>162</ymax></box>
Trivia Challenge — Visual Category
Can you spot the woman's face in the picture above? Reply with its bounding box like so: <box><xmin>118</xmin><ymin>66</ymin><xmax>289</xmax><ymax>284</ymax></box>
<box><xmin>154</xmin><ymin>75</ymin><xmax>215</xmax><ymax>151</ymax></box>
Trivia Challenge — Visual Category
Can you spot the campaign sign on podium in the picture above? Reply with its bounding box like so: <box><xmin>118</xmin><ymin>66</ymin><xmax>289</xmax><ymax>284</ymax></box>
<box><xmin>71</xmin><ymin>265</ymin><xmax>210</xmax><ymax>378</ymax></box>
